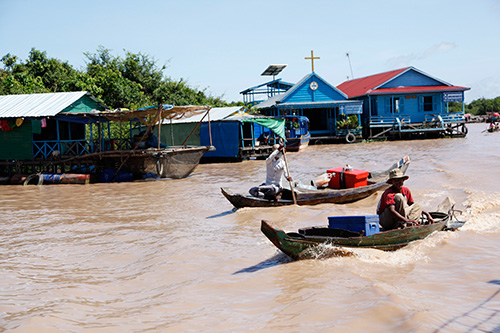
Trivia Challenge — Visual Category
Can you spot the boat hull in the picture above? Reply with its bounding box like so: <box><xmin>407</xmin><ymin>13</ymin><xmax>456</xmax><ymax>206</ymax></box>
<box><xmin>221</xmin><ymin>181</ymin><xmax>389</xmax><ymax>208</ymax></box>
<box><xmin>285</xmin><ymin>133</ymin><xmax>310</xmax><ymax>152</ymax></box>
<box><xmin>95</xmin><ymin>146</ymin><xmax>213</xmax><ymax>179</ymax></box>
<box><xmin>261</xmin><ymin>217</ymin><xmax>448</xmax><ymax>260</ymax></box>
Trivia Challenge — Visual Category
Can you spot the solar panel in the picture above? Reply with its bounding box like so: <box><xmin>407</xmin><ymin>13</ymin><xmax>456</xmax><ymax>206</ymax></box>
<box><xmin>261</xmin><ymin>64</ymin><xmax>287</xmax><ymax>76</ymax></box>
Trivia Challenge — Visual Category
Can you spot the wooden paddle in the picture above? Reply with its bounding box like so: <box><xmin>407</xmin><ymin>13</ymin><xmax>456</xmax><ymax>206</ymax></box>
<box><xmin>281</xmin><ymin>147</ymin><xmax>297</xmax><ymax>205</ymax></box>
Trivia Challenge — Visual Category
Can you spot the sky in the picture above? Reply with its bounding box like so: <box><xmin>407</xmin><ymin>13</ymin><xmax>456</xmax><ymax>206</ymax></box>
<box><xmin>1</xmin><ymin>0</ymin><xmax>499</xmax><ymax>103</ymax></box>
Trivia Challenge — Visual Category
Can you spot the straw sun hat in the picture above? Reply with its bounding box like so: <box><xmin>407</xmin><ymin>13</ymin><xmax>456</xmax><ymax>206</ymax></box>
<box><xmin>387</xmin><ymin>168</ymin><xmax>409</xmax><ymax>182</ymax></box>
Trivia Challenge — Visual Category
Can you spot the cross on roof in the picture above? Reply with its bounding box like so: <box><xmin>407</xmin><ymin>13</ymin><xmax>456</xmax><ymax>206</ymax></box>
<box><xmin>305</xmin><ymin>50</ymin><xmax>320</xmax><ymax>72</ymax></box>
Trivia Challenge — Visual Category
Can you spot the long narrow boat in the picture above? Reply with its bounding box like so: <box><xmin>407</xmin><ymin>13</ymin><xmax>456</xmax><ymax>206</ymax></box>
<box><xmin>91</xmin><ymin>145</ymin><xmax>214</xmax><ymax>179</ymax></box>
<box><xmin>261</xmin><ymin>211</ymin><xmax>465</xmax><ymax>260</ymax></box>
<box><xmin>221</xmin><ymin>156</ymin><xmax>410</xmax><ymax>208</ymax></box>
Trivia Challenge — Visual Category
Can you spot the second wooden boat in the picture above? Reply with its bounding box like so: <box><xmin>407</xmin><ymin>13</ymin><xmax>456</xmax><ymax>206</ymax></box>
<box><xmin>221</xmin><ymin>156</ymin><xmax>410</xmax><ymax>208</ymax></box>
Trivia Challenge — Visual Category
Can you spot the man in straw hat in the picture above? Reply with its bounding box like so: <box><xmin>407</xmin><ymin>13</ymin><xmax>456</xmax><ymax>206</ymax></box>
<box><xmin>377</xmin><ymin>168</ymin><xmax>434</xmax><ymax>230</ymax></box>
<box><xmin>249</xmin><ymin>143</ymin><xmax>292</xmax><ymax>201</ymax></box>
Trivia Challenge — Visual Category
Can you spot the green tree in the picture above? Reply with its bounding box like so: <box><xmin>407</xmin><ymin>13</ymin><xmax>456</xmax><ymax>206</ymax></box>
<box><xmin>1</xmin><ymin>46</ymin><xmax>231</xmax><ymax>109</ymax></box>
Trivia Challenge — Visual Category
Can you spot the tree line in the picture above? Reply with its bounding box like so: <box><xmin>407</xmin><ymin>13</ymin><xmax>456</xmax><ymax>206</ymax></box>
<box><xmin>464</xmin><ymin>97</ymin><xmax>500</xmax><ymax>115</ymax></box>
<box><xmin>0</xmin><ymin>47</ymin><xmax>240</xmax><ymax>110</ymax></box>
<box><xmin>1</xmin><ymin>48</ymin><xmax>498</xmax><ymax>114</ymax></box>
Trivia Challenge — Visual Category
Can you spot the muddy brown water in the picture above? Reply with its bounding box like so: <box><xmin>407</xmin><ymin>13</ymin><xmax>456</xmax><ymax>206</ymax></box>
<box><xmin>1</xmin><ymin>123</ymin><xmax>500</xmax><ymax>332</ymax></box>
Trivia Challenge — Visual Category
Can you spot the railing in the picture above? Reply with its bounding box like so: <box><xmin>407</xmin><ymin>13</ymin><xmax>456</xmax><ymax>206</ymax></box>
<box><xmin>425</xmin><ymin>112</ymin><xmax>465</xmax><ymax>123</ymax></box>
<box><xmin>369</xmin><ymin>115</ymin><xmax>411</xmax><ymax>127</ymax></box>
<box><xmin>33</xmin><ymin>138</ymin><xmax>132</xmax><ymax>160</ymax></box>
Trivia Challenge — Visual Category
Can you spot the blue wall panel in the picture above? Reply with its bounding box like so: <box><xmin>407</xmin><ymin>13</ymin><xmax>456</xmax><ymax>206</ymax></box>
<box><xmin>381</xmin><ymin>69</ymin><xmax>443</xmax><ymax>88</ymax></box>
<box><xmin>373</xmin><ymin>92</ymin><xmax>446</xmax><ymax>122</ymax></box>
<box><xmin>285</xmin><ymin>76</ymin><xmax>346</xmax><ymax>104</ymax></box>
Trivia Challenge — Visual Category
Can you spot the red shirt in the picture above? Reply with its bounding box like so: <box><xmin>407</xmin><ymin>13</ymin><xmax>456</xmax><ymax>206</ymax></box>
<box><xmin>377</xmin><ymin>186</ymin><xmax>414</xmax><ymax>215</ymax></box>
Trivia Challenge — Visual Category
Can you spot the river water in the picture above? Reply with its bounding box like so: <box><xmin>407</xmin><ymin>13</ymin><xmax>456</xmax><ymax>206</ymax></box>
<box><xmin>1</xmin><ymin>123</ymin><xmax>500</xmax><ymax>332</ymax></box>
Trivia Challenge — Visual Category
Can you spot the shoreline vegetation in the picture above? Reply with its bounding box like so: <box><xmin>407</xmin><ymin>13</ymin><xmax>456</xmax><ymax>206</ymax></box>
<box><xmin>1</xmin><ymin>47</ymin><xmax>499</xmax><ymax>115</ymax></box>
<box><xmin>0</xmin><ymin>47</ymin><xmax>244</xmax><ymax>110</ymax></box>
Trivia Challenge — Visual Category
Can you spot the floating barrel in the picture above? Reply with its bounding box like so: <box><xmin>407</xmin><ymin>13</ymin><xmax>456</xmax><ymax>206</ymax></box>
<box><xmin>21</xmin><ymin>173</ymin><xmax>91</xmax><ymax>185</ymax></box>
<box><xmin>40</xmin><ymin>173</ymin><xmax>90</xmax><ymax>185</ymax></box>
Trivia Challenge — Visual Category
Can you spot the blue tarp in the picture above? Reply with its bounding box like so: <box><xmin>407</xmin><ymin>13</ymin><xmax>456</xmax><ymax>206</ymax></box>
<box><xmin>200</xmin><ymin>121</ymin><xmax>240</xmax><ymax>158</ymax></box>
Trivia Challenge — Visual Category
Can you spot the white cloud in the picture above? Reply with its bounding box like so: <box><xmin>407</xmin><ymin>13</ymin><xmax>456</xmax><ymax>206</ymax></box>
<box><xmin>385</xmin><ymin>42</ymin><xmax>456</xmax><ymax>68</ymax></box>
<box><xmin>420</xmin><ymin>42</ymin><xmax>456</xmax><ymax>60</ymax></box>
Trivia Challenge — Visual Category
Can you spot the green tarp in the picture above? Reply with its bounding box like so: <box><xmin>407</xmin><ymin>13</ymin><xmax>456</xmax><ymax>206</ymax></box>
<box><xmin>241</xmin><ymin>118</ymin><xmax>286</xmax><ymax>140</ymax></box>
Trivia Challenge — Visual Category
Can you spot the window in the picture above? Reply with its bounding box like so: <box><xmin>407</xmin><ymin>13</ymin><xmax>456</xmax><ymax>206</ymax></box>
<box><xmin>385</xmin><ymin>97</ymin><xmax>401</xmax><ymax>114</ymax></box>
<box><xmin>392</xmin><ymin>97</ymin><xmax>400</xmax><ymax>113</ymax></box>
<box><xmin>423</xmin><ymin>96</ymin><xmax>433</xmax><ymax>112</ymax></box>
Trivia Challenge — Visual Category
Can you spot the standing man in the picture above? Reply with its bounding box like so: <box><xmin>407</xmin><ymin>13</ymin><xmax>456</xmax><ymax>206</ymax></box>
<box><xmin>249</xmin><ymin>144</ymin><xmax>292</xmax><ymax>201</ymax></box>
<box><xmin>377</xmin><ymin>169</ymin><xmax>434</xmax><ymax>230</ymax></box>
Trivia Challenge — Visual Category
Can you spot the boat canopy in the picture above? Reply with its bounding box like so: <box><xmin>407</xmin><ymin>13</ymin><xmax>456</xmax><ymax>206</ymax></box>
<box><xmin>241</xmin><ymin>117</ymin><xmax>286</xmax><ymax>140</ymax></box>
<box><xmin>96</xmin><ymin>105</ymin><xmax>211</xmax><ymax>123</ymax></box>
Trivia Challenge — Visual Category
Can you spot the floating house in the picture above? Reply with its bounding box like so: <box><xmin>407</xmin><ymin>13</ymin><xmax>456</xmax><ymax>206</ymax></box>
<box><xmin>336</xmin><ymin>66</ymin><xmax>470</xmax><ymax>139</ymax></box>
<box><xmin>251</xmin><ymin>72</ymin><xmax>363</xmax><ymax>143</ymax></box>
<box><xmin>0</xmin><ymin>91</ymin><xmax>106</xmax><ymax>160</ymax></box>
<box><xmin>0</xmin><ymin>92</ymin><xmax>215</xmax><ymax>183</ymax></box>
<box><xmin>160</xmin><ymin>106</ymin><xmax>286</xmax><ymax>161</ymax></box>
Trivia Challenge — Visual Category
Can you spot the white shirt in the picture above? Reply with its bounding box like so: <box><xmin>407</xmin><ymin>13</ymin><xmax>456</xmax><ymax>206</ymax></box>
<box><xmin>265</xmin><ymin>149</ymin><xmax>287</xmax><ymax>187</ymax></box>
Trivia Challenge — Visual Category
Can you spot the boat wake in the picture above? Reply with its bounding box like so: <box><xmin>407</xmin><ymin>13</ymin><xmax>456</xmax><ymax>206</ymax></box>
<box><xmin>460</xmin><ymin>190</ymin><xmax>500</xmax><ymax>233</ymax></box>
<box><xmin>299</xmin><ymin>244</ymin><xmax>356</xmax><ymax>260</ymax></box>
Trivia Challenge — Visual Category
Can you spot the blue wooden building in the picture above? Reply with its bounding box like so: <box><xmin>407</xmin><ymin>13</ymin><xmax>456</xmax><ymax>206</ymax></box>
<box><xmin>161</xmin><ymin>106</ymin><xmax>287</xmax><ymax>161</ymax></box>
<box><xmin>252</xmin><ymin>72</ymin><xmax>363</xmax><ymax>143</ymax></box>
<box><xmin>336</xmin><ymin>66</ymin><xmax>470</xmax><ymax>138</ymax></box>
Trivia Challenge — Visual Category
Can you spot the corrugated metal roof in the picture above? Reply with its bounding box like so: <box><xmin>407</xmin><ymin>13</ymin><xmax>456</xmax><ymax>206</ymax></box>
<box><xmin>255</xmin><ymin>94</ymin><xmax>284</xmax><ymax>109</ymax></box>
<box><xmin>0</xmin><ymin>91</ymin><xmax>97</xmax><ymax>118</ymax></box>
<box><xmin>336</xmin><ymin>66</ymin><xmax>470</xmax><ymax>98</ymax></box>
<box><xmin>336</xmin><ymin>67</ymin><xmax>409</xmax><ymax>98</ymax></box>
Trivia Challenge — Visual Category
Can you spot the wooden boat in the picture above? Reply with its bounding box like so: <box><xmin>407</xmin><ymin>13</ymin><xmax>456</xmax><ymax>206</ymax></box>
<box><xmin>286</xmin><ymin>132</ymin><xmax>310</xmax><ymax>152</ymax></box>
<box><xmin>93</xmin><ymin>145</ymin><xmax>214</xmax><ymax>179</ymax></box>
<box><xmin>221</xmin><ymin>156</ymin><xmax>410</xmax><ymax>208</ymax></box>
<box><xmin>261</xmin><ymin>211</ymin><xmax>465</xmax><ymax>260</ymax></box>
<box><xmin>487</xmin><ymin>125</ymin><xmax>499</xmax><ymax>133</ymax></box>
<box><xmin>280</xmin><ymin>116</ymin><xmax>310</xmax><ymax>152</ymax></box>
<box><xmin>59</xmin><ymin>105</ymin><xmax>215</xmax><ymax>181</ymax></box>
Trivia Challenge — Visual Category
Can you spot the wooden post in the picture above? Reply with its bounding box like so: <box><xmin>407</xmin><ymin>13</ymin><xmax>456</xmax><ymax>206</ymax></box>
<box><xmin>157</xmin><ymin>104</ymin><xmax>162</xmax><ymax>149</ymax></box>
<box><xmin>282</xmin><ymin>149</ymin><xmax>297</xmax><ymax>205</ymax></box>
<box><xmin>170</xmin><ymin>118</ymin><xmax>174</xmax><ymax>146</ymax></box>
<box><xmin>181</xmin><ymin>108</ymin><xmax>211</xmax><ymax>146</ymax></box>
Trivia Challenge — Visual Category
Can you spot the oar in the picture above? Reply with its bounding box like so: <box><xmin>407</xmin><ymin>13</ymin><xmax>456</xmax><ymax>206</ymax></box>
<box><xmin>282</xmin><ymin>147</ymin><xmax>297</xmax><ymax>205</ymax></box>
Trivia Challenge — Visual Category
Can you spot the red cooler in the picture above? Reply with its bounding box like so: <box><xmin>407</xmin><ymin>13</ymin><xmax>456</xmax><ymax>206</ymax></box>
<box><xmin>326</xmin><ymin>167</ymin><xmax>344</xmax><ymax>189</ymax></box>
<box><xmin>326</xmin><ymin>167</ymin><xmax>369</xmax><ymax>189</ymax></box>
<box><xmin>345</xmin><ymin>169</ymin><xmax>369</xmax><ymax>188</ymax></box>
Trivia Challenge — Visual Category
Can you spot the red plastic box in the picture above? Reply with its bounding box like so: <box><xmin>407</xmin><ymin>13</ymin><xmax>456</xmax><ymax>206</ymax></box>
<box><xmin>327</xmin><ymin>168</ymin><xmax>369</xmax><ymax>189</ymax></box>
<box><xmin>327</xmin><ymin>167</ymin><xmax>344</xmax><ymax>189</ymax></box>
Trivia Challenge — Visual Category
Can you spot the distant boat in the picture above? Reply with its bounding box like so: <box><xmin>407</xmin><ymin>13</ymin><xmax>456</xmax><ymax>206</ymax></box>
<box><xmin>280</xmin><ymin>115</ymin><xmax>310</xmax><ymax>152</ymax></box>
<box><xmin>487</xmin><ymin>124</ymin><xmax>499</xmax><ymax>133</ymax></box>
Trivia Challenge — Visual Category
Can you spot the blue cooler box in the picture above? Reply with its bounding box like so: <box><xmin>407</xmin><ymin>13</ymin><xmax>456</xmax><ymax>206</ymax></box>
<box><xmin>328</xmin><ymin>215</ymin><xmax>380</xmax><ymax>236</ymax></box>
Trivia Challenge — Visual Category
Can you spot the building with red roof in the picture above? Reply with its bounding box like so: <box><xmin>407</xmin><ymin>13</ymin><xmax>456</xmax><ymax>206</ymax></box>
<box><xmin>243</xmin><ymin>64</ymin><xmax>470</xmax><ymax>142</ymax></box>
<box><xmin>336</xmin><ymin>66</ymin><xmax>470</xmax><ymax>138</ymax></box>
